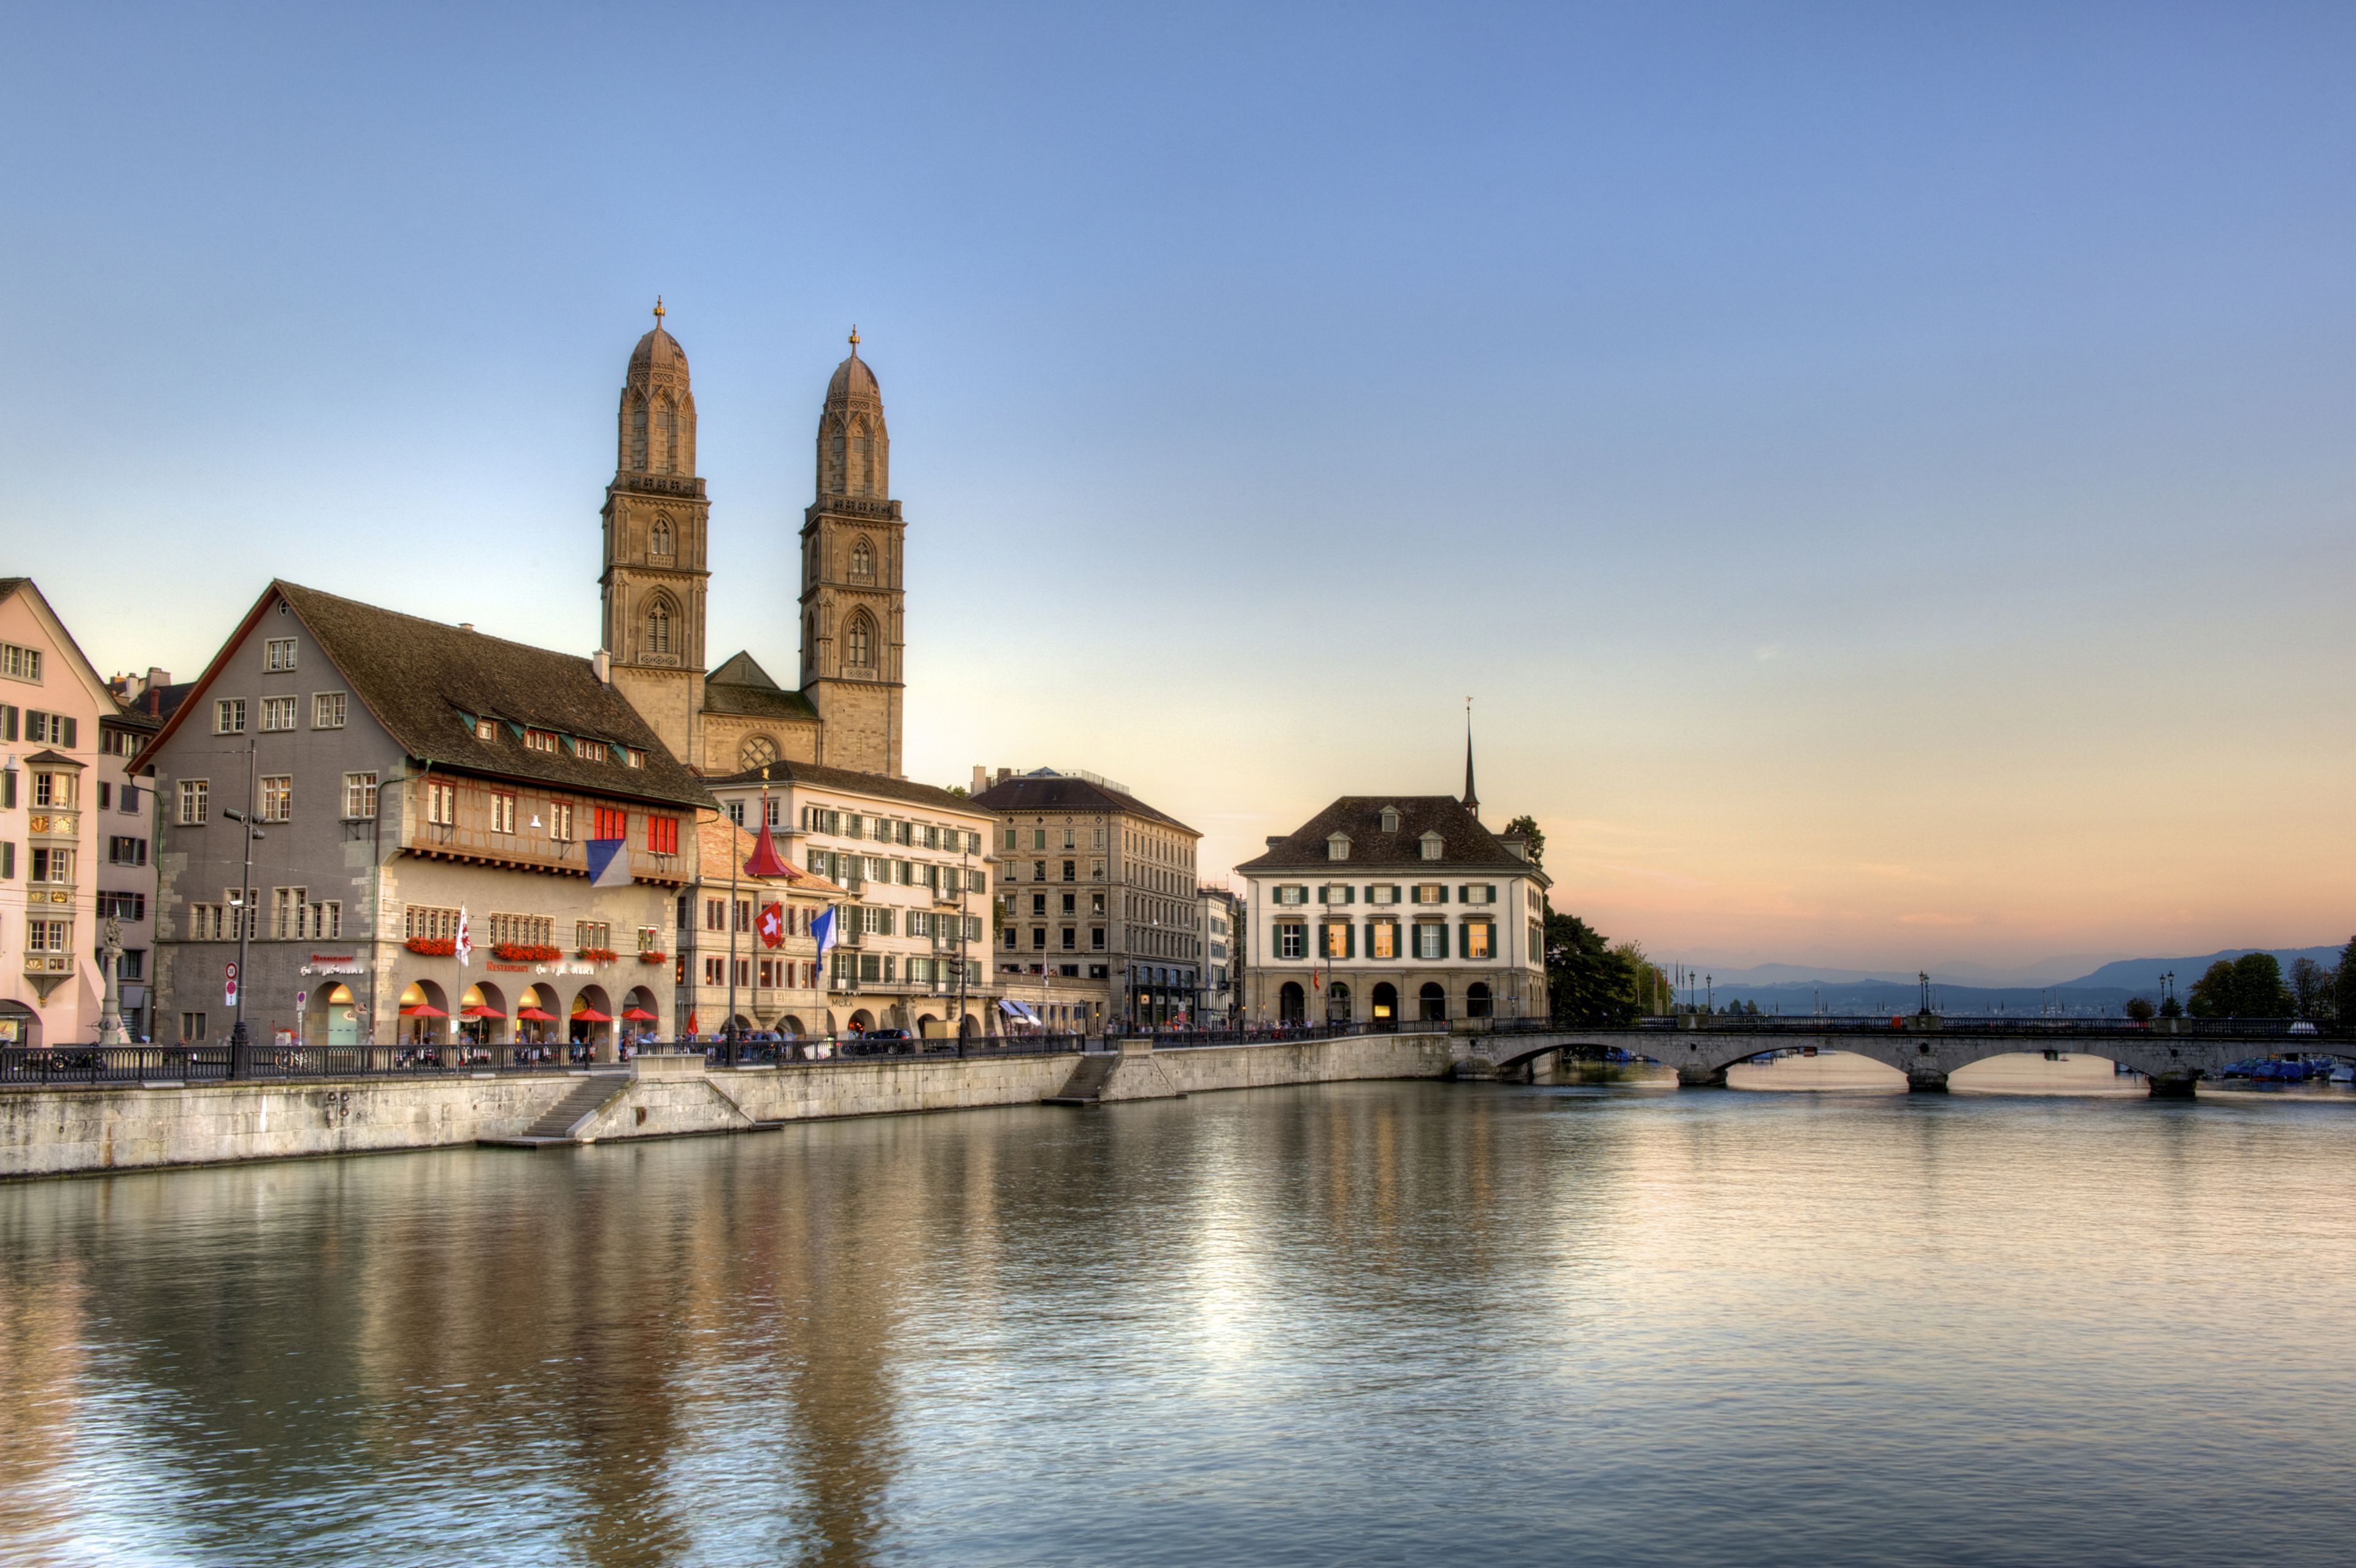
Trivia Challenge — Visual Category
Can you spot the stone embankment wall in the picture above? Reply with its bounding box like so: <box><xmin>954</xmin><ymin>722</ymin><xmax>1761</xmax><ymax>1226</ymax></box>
<box><xmin>0</xmin><ymin>1033</ymin><xmax>1456</xmax><ymax>1180</ymax></box>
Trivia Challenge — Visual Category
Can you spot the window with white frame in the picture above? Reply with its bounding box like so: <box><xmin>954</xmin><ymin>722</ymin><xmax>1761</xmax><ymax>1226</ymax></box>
<box><xmin>427</xmin><ymin>780</ymin><xmax>456</xmax><ymax>825</ymax></box>
<box><xmin>1415</xmin><ymin>923</ymin><xmax>1448</xmax><ymax>959</ymax></box>
<box><xmin>263</xmin><ymin>637</ymin><xmax>297</xmax><ymax>671</ymax></box>
<box><xmin>1276</xmin><ymin>922</ymin><xmax>1306</xmax><ymax>959</ymax></box>
<box><xmin>260</xmin><ymin>695</ymin><xmax>297</xmax><ymax>732</ymax></box>
<box><xmin>0</xmin><ymin>642</ymin><xmax>40</xmax><ymax>683</ymax></box>
<box><xmin>178</xmin><ymin>779</ymin><xmax>209</xmax><ymax>824</ymax></box>
<box><xmin>1419</xmin><ymin>832</ymin><xmax>1444</xmax><ymax>861</ymax></box>
<box><xmin>1273</xmin><ymin>885</ymin><xmax>1308</xmax><ymax>906</ymax></box>
<box><xmin>215</xmin><ymin>699</ymin><xmax>246</xmax><ymax>734</ymax></box>
<box><xmin>313</xmin><ymin>691</ymin><xmax>347</xmax><ymax>729</ymax></box>
<box><xmin>343</xmin><ymin>772</ymin><xmax>377</xmax><ymax>820</ymax></box>
<box><xmin>259</xmin><ymin>775</ymin><xmax>291</xmax><ymax>822</ymax></box>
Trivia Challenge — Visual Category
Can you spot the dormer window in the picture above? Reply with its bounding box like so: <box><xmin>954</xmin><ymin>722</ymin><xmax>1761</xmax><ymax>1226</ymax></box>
<box><xmin>1326</xmin><ymin>832</ymin><xmax>1350</xmax><ymax>861</ymax></box>
<box><xmin>475</xmin><ymin>717</ymin><xmax>497</xmax><ymax>741</ymax></box>
<box><xmin>1379</xmin><ymin>807</ymin><xmax>1399</xmax><ymax>834</ymax></box>
<box><xmin>1419</xmin><ymin>831</ymin><xmax>1444</xmax><ymax>862</ymax></box>
<box><xmin>523</xmin><ymin>728</ymin><xmax>560</xmax><ymax>754</ymax></box>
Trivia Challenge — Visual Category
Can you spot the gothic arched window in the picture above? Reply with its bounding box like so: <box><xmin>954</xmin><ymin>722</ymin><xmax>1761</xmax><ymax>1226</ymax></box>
<box><xmin>850</xmin><ymin>537</ymin><xmax>872</xmax><ymax>580</ymax></box>
<box><xmin>850</xmin><ymin>418</ymin><xmax>873</xmax><ymax>496</ymax></box>
<box><xmin>845</xmin><ymin>612</ymin><xmax>873</xmax><ymax>669</ymax></box>
<box><xmin>629</xmin><ymin>398</ymin><xmax>649</xmax><ymax>471</ymax></box>
<box><xmin>659</xmin><ymin>397</ymin><xmax>679</xmax><ymax>474</ymax></box>
<box><xmin>827</xmin><ymin>421</ymin><xmax>846</xmax><ymax>494</ymax></box>
<box><xmin>651</xmin><ymin>517</ymin><xmax>673</xmax><ymax>558</ymax></box>
<box><xmin>647</xmin><ymin>597</ymin><xmax>674</xmax><ymax>656</ymax></box>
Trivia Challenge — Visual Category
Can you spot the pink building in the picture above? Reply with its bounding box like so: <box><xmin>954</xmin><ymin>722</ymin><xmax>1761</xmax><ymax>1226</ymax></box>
<box><xmin>1</xmin><ymin>579</ymin><xmax>156</xmax><ymax>1047</ymax></box>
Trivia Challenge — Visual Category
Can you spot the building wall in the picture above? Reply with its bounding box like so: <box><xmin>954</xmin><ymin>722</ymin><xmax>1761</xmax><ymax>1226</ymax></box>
<box><xmin>986</xmin><ymin>793</ymin><xmax>1204</xmax><ymax>1027</ymax></box>
<box><xmin>0</xmin><ymin>589</ymin><xmax>121</xmax><ymax>1047</ymax></box>
<box><xmin>145</xmin><ymin>613</ymin><xmax>695</xmax><ymax>1050</ymax></box>
<box><xmin>717</xmin><ymin>777</ymin><xmax>994</xmax><ymax>1037</ymax></box>
<box><xmin>1243</xmin><ymin>866</ymin><xmax>1547</xmax><ymax>1024</ymax></box>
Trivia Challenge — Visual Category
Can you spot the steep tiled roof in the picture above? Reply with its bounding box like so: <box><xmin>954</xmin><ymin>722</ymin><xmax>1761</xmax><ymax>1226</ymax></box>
<box><xmin>1236</xmin><ymin>795</ymin><xmax>1540</xmax><ymax>875</ymax></box>
<box><xmin>705</xmin><ymin>758</ymin><xmax>980</xmax><ymax>818</ymax></box>
<box><xmin>969</xmin><ymin>771</ymin><xmax>1196</xmax><ymax>834</ymax></box>
<box><xmin>276</xmin><ymin>583</ymin><xmax>712</xmax><ymax>809</ymax></box>
<box><xmin>140</xmin><ymin>581</ymin><xmax>713</xmax><ymax>811</ymax></box>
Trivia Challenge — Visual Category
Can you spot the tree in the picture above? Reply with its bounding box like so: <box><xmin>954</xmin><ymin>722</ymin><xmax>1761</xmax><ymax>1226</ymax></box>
<box><xmin>2288</xmin><ymin>956</ymin><xmax>2336</xmax><ymax>1021</ymax></box>
<box><xmin>2190</xmin><ymin>953</ymin><xmax>2293</xmax><ymax>1018</ymax></box>
<box><xmin>2158</xmin><ymin>992</ymin><xmax>2183</xmax><ymax>1019</ymax></box>
<box><xmin>2336</xmin><ymin>937</ymin><xmax>2356</xmax><ymax>1024</ymax></box>
<box><xmin>1546</xmin><ymin>910</ymin><xmax>1638</xmax><ymax>1024</ymax></box>
<box><xmin>2124</xmin><ymin>996</ymin><xmax>2157</xmax><ymax>1022</ymax></box>
<box><xmin>1612</xmin><ymin>940</ymin><xmax>1673</xmax><ymax>1016</ymax></box>
<box><xmin>1503</xmin><ymin>813</ymin><xmax>1544</xmax><ymax>866</ymax></box>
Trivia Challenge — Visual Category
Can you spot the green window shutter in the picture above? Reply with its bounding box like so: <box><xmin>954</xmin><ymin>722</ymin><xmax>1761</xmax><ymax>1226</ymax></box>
<box><xmin>1345</xmin><ymin>921</ymin><xmax>1357</xmax><ymax>959</ymax></box>
<box><xmin>1439</xmin><ymin>885</ymin><xmax>1449</xmax><ymax>904</ymax></box>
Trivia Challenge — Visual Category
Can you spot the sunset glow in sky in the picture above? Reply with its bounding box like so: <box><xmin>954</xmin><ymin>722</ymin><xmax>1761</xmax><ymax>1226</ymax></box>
<box><xmin>4</xmin><ymin>5</ymin><xmax>2350</xmax><ymax>980</ymax></box>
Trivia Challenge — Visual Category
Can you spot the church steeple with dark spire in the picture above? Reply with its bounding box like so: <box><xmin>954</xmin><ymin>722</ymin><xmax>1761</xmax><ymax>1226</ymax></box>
<box><xmin>1462</xmin><ymin>699</ymin><xmax>1480</xmax><ymax>822</ymax></box>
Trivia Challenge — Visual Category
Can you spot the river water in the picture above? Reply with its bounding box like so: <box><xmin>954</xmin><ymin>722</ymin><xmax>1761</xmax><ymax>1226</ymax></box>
<box><xmin>4</xmin><ymin>1080</ymin><xmax>2354</xmax><ymax>1567</ymax></box>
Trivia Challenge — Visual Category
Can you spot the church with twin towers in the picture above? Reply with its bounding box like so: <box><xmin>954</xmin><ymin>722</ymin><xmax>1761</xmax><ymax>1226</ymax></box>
<box><xmin>598</xmin><ymin>302</ymin><xmax>907</xmax><ymax>780</ymax></box>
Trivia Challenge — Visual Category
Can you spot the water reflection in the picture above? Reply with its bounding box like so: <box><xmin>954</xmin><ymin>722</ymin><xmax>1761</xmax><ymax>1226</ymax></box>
<box><xmin>4</xmin><ymin>1085</ymin><xmax>2355</xmax><ymax>1566</ymax></box>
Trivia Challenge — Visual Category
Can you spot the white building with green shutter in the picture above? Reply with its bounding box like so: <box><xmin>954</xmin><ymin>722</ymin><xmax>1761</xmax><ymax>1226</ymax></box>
<box><xmin>1236</xmin><ymin>793</ymin><xmax>1548</xmax><ymax>1027</ymax></box>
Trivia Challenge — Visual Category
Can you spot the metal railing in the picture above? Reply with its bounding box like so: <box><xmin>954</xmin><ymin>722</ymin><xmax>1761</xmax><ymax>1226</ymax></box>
<box><xmin>1620</xmin><ymin>1014</ymin><xmax>2344</xmax><ymax>1039</ymax></box>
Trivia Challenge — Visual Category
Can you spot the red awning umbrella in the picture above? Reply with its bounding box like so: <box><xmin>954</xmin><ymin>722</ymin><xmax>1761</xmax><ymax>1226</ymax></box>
<box><xmin>460</xmin><ymin>1005</ymin><xmax>505</xmax><ymax>1018</ymax></box>
<box><xmin>399</xmin><ymin>1003</ymin><xmax>448</xmax><ymax>1017</ymax></box>
<box><xmin>515</xmin><ymin>1007</ymin><xmax>558</xmax><ymax>1021</ymax></box>
<box><xmin>572</xmin><ymin>1007</ymin><xmax>614</xmax><ymax>1022</ymax></box>
<box><xmin>622</xmin><ymin>1007</ymin><xmax>659</xmax><ymax>1021</ymax></box>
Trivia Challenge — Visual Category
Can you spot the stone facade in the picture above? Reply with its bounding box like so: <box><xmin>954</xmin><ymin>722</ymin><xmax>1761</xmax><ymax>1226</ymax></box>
<box><xmin>798</xmin><ymin>336</ymin><xmax>904</xmax><ymax>778</ymax></box>
<box><xmin>971</xmin><ymin>767</ymin><xmax>1204</xmax><ymax>1030</ymax></box>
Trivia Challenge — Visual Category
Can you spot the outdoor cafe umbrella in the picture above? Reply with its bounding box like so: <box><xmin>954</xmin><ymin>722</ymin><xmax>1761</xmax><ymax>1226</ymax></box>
<box><xmin>399</xmin><ymin>1003</ymin><xmax>448</xmax><ymax>1017</ymax></box>
<box><xmin>460</xmin><ymin>1005</ymin><xmax>505</xmax><ymax>1018</ymax></box>
<box><xmin>572</xmin><ymin>1007</ymin><xmax>614</xmax><ymax>1022</ymax></box>
<box><xmin>515</xmin><ymin>1007</ymin><xmax>558</xmax><ymax>1022</ymax></box>
<box><xmin>622</xmin><ymin>1007</ymin><xmax>659</xmax><ymax>1021</ymax></box>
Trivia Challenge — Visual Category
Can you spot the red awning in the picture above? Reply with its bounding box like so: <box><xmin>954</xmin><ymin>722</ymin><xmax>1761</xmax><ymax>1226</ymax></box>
<box><xmin>399</xmin><ymin>1004</ymin><xmax>448</xmax><ymax>1018</ymax></box>
<box><xmin>515</xmin><ymin>1007</ymin><xmax>558</xmax><ymax>1021</ymax></box>
<box><xmin>460</xmin><ymin>1005</ymin><xmax>505</xmax><ymax>1018</ymax></box>
<box><xmin>622</xmin><ymin>1007</ymin><xmax>659</xmax><ymax>1021</ymax></box>
<box><xmin>572</xmin><ymin>1007</ymin><xmax>614</xmax><ymax>1022</ymax></box>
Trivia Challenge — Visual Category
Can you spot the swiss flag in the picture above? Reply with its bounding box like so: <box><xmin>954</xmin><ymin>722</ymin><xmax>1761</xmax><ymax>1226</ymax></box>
<box><xmin>758</xmin><ymin>902</ymin><xmax>785</xmax><ymax>948</ymax></box>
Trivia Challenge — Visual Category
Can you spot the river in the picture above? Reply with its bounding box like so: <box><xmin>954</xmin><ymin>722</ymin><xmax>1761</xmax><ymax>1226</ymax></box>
<box><xmin>2</xmin><ymin>1080</ymin><xmax>2352</xmax><ymax>1566</ymax></box>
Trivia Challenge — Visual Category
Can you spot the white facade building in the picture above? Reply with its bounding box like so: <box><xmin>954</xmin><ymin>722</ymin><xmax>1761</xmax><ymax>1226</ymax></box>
<box><xmin>1236</xmin><ymin>794</ymin><xmax>1548</xmax><ymax>1026</ymax></box>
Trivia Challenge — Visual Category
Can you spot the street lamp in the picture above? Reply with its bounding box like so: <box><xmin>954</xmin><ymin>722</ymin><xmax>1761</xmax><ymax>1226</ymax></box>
<box><xmin>220</xmin><ymin>745</ymin><xmax>263</xmax><ymax>1076</ymax></box>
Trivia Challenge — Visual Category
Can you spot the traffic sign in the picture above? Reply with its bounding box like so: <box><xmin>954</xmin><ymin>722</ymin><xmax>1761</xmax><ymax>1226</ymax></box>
<box><xmin>224</xmin><ymin>961</ymin><xmax>239</xmax><ymax>1007</ymax></box>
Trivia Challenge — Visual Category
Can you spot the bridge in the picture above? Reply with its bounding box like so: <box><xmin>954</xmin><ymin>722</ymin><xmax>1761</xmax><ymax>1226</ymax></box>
<box><xmin>1447</xmin><ymin>1016</ymin><xmax>2350</xmax><ymax>1096</ymax></box>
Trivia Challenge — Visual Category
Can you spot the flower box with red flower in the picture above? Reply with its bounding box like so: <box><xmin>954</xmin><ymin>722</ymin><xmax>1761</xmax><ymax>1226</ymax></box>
<box><xmin>578</xmin><ymin>947</ymin><xmax>619</xmax><ymax>964</ymax></box>
<box><xmin>638</xmin><ymin>951</ymin><xmax>669</xmax><ymax>964</ymax></box>
<box><xmin>406</xmin><ymin>937</ymin><xmax>456</xmax><ymax>956</ymax></box>
<box><xmin>492</xmin><ymin>942</ymin><xmax>563</xmax><ymax>963</ymax></box>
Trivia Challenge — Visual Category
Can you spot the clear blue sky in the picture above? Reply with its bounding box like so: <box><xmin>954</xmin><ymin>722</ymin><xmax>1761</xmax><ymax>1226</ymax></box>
<box><xmin>5</xmin><ymin>4</ymin><xmax>2352</xmax><ymax>978</ymax></box>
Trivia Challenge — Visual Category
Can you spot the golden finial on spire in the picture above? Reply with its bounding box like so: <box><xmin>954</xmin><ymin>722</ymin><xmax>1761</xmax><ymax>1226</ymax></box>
<box><xmin>848</xmin><ymin>325</ymin><xmax>860</xmax><ymax>353</ymax></box>
<box><xmin>653</xmin><ymin>295</ymin><xmax>666</xmax><ymax>327</ymax></box>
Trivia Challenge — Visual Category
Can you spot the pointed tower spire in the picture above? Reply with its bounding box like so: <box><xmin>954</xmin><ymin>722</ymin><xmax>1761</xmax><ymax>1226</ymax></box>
<box><xmin>1463</xmin><ymin>698</ymin><xmax>1479</xmax><ymax>821</ymax></box>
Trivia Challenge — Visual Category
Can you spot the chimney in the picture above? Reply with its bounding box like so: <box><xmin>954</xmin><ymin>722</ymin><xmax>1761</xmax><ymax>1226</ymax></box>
<box><xmin>996</xmin><ymin>767</ymin><xmax>1012</xmax><ymax>784</ymax></box>
<box><xmin>459</xmin><ymin>623</ymin><xmax>475</xmax><ymax>634</ymax></box>
<box><xmin>1266</xmin><ymin>836</ymin><xmax>1285</xmax><ymax>850</ymax></box>
<box><xmin>593</xmin><ymin>649</ymin><xmax>611</xmax><ymax>684</ymax></box>
<box><xmin>971</xmin><ymin>764</ymin><xmax>988</xmax><ymax>794</ymax></box>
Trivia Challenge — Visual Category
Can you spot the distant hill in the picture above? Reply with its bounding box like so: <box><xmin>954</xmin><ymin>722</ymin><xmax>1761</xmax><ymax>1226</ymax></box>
<box><xmin>2058</xmin><ymin>947</ymin><xmax>2345</xmax><ymax>991</ymax></box>
<box><xmin>1704</xmin><ymin>979</ymin><xmax>2137</xmax><ymax>1018</ymax></box>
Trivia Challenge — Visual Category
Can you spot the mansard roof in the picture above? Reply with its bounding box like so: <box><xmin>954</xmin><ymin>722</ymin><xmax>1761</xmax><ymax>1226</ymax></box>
<box><xmin>136</xmin><ymin>581</ymin><xmax>713</xmax><ymax>812</ymax></box>
<box><xmin>1236</xmin><ymin>795</ymin><xmax>1543</xmax><ymax>878</ymax></box>
<box><xmin>969</xmin><ymin>770</ymin><xmax>1197</xmax><ymax>835</ymax></box>
<box><xmin>704</xmin><ymin>758</ymin><xmax>982</xmax><ymax>818</ymax></box>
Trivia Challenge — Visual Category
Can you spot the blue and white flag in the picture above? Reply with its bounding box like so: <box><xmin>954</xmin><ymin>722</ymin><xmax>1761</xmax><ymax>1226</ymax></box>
<box><xmin>585</xmin><ymin>837</ymin><xmax>633</xmax><ymax>889</ymax></box>
<box><xmin>812</xmin><ymin>905</ymin><xmax>841</xmax><ymax>960</ymax></box>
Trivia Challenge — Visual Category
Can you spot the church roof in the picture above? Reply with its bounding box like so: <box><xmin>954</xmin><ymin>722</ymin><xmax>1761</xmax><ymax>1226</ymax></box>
<box><xmin>1236</xmin><ymin>795</ymin><xmax>1542</xmax><ymax>877</ymax></box>
<box><xmin>705</xmin><ymin>758</ymin><xmax>980</xmax><ymax>818</ymax></box>
<box><xmin>629</xmin><ymin>325</ymin><xmax>688</xmax><ymax>382</ymax></box>
<box><xmin>137</xmin><ymin>581</ymin><xmax>714</xmax><ymax>811</ymax></box>
<box><xmin>826</xmin><ymin>346</ymin><xmax>880</xmax><ymax>407</ymax></box>
<box><xmin>969</xmin><ymin>771</ymin><xmax>1197</xmax><ymax>835</ymax></box>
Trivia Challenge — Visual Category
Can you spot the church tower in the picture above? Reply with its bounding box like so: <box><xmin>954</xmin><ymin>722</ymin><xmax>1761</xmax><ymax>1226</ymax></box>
<box><xmin>798</xmin><ymin>329</ymin><xmax>905</xmax><ymax>777</ymax></box>
<box><xmin>600</xmin><ymin>299</ymin><xmax>711</xmax><ymax>766</ymax></box>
